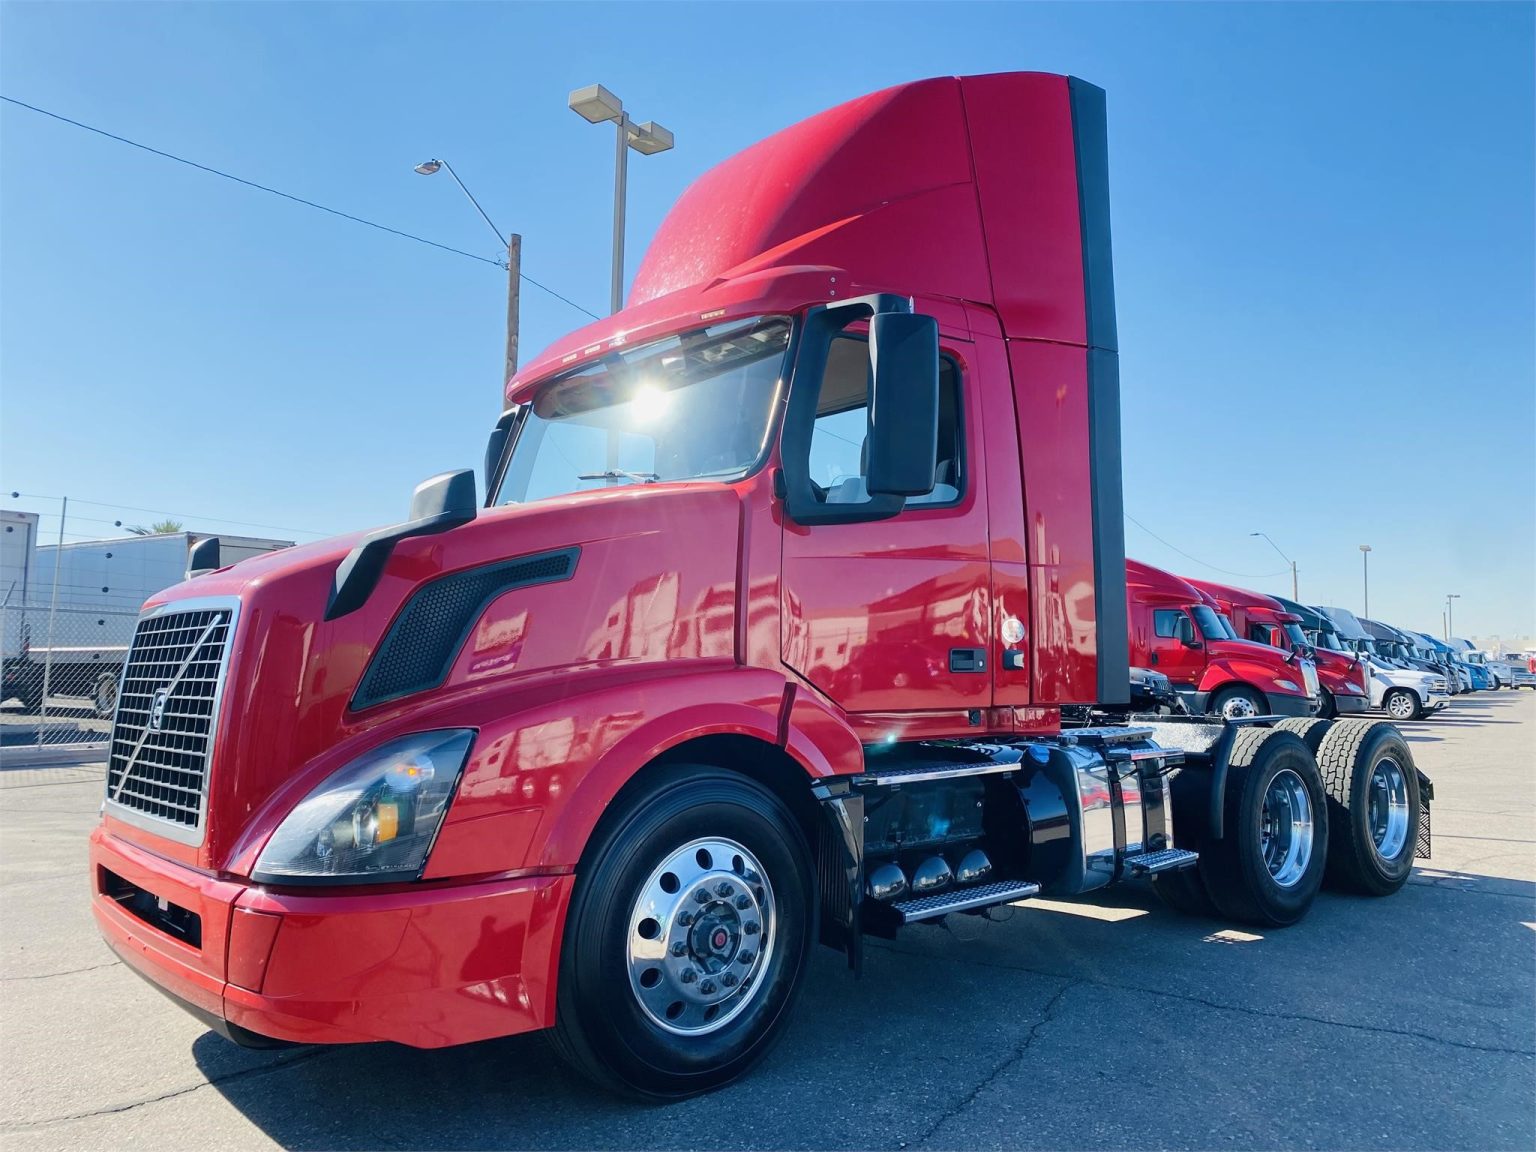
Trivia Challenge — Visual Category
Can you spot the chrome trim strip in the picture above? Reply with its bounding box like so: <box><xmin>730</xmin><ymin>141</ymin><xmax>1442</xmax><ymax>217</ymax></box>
<box><xmin>102</xmin><ymin>595</ymin><xmax>241</xmax><ymax>848</ymax></box>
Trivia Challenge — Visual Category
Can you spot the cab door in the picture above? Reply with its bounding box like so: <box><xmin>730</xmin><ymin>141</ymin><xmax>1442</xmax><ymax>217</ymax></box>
<box><xmin>1146</xmin><ymin>608</ymin><xmax>1205</xmax><ymax>687</ymax></box>
<box><xmin>779</xmin><ymin>308</ymin><xmax>991</xmax><ymax>740</ymax></box>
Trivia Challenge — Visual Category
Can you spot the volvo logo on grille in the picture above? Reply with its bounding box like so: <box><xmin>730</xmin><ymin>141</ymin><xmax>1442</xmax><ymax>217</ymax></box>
<box><xmin>148</xmin><ymin>688</ymin><xmax>170</xmax><ymax>731</ymax></box>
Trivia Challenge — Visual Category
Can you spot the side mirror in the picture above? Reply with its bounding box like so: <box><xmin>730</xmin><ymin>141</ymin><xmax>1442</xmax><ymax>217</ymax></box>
<box><xmin>1176</xmin><ymin>618</ymin><xmax>1201</xmax><ymax>648</ymax></box>
<box><xmin>409</xmin><ymin>469</ymin><xmax>478</xmax><ymax>522</ymax></box>
<box><xmin>483</xmin><ymin>409</ymin><xmax>518</xmax><ymax>502</ymax></box>
<box><xmin>865</xmin><ymin>312</ymin><xmax>939</xmax><ymax>498</ymax></box>
<box><xmin>186</xmin><ymin>536</ymin><xmax>221</xmax><ymax>579</ymax></box>
<box><xmin>327</xmin><ymin>469</ymin><xmax>478</xmax><ymax>621</ymax></box>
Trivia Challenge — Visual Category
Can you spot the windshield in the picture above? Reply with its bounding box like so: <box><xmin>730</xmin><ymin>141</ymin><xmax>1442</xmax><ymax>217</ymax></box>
<box><xmin>1191</xmin><ymin>605</ymin><xmax>1236</xmax><ymax>641</ymax></box>
<box><xmin>1313</xmin><ymin>629</ymin><xmax>1347</xmax><ymax>653</ymax></box>
<box><xmin>1279</xmin><ymin>622</ymin><xmax>1309</xmax><ymax>649</ymax></box>
<box><xmin>495</xmin><ymin>316</ymin><xmax>791</xmax><ymax>505</ymax></box>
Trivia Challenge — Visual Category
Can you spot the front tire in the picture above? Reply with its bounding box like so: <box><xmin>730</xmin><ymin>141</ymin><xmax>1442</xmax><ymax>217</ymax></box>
<box><xmin>1198</xmin><ymin>729</ymin><xmax>1328</xmax><ymax>927</ymax></box>
<box><xmin>93</xmin><ymin>672</ymin><xmax>119</xmax><ymax>719</ymax></box>
<box><xmin>551</xmin><ymin>765</ymin><xmax>814</xmax><ymax>1100</ymax></box>
<box><xmin>1209</xmin><ymin>685</ymin><xmax>1265</xmax><ymax>720</ymax></box>
<box><xmin>1314</xmin><ymin>720</ymin><xmax>1418</xmax><ymax>896</ymax></box>
<box><xmin>1383</xmin><ymin>687</ymin><xmax>1421</xmax><ymax>721</ymax></box>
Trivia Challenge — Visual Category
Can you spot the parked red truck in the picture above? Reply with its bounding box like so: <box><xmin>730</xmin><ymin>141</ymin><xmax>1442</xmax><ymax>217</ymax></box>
<box><xmin>90</xmin><ymin>73</ymin><xmax>1430</xmax><ymax>1099</ymax></box>
<box><xmin>1125</xmin><ymin>560</ymin><xmax>1320</xmax><ymax>719</ymax></box>
<box><xmin>1187</xmin><ymin>577</ymin><xmax>1369</xmax><ymax>719</ymax></box>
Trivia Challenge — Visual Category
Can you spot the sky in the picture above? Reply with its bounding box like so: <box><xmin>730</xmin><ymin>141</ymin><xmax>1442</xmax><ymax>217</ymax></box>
<box><xmin>1</xmin><ymin>2</ymin><xmax>1532</xmax><ymax>641</ymax></box>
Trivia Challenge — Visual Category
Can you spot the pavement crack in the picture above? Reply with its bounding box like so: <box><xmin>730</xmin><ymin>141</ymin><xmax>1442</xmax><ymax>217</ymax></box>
<box><xmin>871</xmin><ymin>942</ymin><xmax>1535</xmax><ymax>1059</ymax></box>
<box><xmin>0</xmin><ymin>1048</ymin><xmax>331</xmax><ymax>1132</ymax></box>
<box><xmin>903</xmin><ymin>976</ymin><xmax>1082</xmax><ymax>1150</ymax></box>
<box><xmin>0</xmin><ymin>960</ymin><xmax>120</xmax><ymax>981</ymax></box>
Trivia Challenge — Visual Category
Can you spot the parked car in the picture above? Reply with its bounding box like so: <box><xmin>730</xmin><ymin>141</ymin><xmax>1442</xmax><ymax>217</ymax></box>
<box><xmin>1318</xmin><ymin>606</ymin><xmax>1449</xmax><ymax>720</ymax></box>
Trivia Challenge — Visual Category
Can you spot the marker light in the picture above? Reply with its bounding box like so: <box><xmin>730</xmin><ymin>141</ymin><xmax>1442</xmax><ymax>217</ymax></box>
<box><xmin>253</xmin><ymin>730</ymin><xmax>473</xmax><ymax>884</ymax></box>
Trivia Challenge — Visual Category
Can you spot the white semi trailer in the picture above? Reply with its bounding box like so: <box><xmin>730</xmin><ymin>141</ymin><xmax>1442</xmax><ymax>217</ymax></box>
<box><xmin>1</xmin><ymin>523</ymin><xmax>290</xmax><ymax>714</ymax></box>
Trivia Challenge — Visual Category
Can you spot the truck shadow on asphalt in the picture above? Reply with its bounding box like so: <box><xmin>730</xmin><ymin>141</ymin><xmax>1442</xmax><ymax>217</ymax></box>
<box><xmin>189</xmin><ymin>868</ymin><xmax>1536</xmax><ymax>1151</ymax></box>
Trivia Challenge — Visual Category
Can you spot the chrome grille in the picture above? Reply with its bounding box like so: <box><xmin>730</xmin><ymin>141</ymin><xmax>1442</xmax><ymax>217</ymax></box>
<box><xmin>105</xmin><ymin>601</ymin><xmax>237</xmax><ymax>842</ymax></box>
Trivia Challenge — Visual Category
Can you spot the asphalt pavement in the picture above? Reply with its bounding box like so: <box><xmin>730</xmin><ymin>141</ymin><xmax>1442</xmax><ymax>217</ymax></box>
<box><xmin>2</xmin><ymin>693</ymin><xmax>1532</xmax><ymax>1150</ymax></box>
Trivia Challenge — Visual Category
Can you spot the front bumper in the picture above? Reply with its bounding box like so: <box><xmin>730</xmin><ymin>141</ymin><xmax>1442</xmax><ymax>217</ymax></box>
<box><xmin>1423</xmin><ymin>694</ymin><xmax>1449</xmax><ymax>712</ymax></box>
<box><xmin>1332</xmin><ymin>692</ymin><xmax>1370</xmax><ymax>715</ymax></box>
<box><xmin>90</xmin><ymin>827</ymin><xmax>572</xmax><ymax>1049</ymax></box>
<box><xmin>1266</xmin><ymin>693</ymin><xmax>1318</xmax><ymax>718</ymax></box>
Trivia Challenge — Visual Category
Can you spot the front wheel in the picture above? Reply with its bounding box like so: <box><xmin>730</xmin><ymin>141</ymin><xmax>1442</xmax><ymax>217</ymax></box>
<box><xmin>1197</xmin><ymin>729</ymin><xmax>1328</xmax><ymax>927</ymax></box>
<box><xmin>551</xmin><ymin>765</ymin><xmax>814</xmax><ymax>1100</ymax></box>
<box><xmin>1209</xmin><ymin>685</ymin><xmax>1265</xmax><ymax>720</ymax></box>
<box><xmin>1383</xmin><ymin>688</ymin><xmax>1421</xmax><ymax>721</ymax></box>
<box><xmin>1318</xmin><ymin>690</ymin><xmax>1338</xmax><ymax>720</ymax></box>
<box><xmin>93</xmin><ymin>672</ymin><xmax>119</xmax><ymax>719</ymax></box>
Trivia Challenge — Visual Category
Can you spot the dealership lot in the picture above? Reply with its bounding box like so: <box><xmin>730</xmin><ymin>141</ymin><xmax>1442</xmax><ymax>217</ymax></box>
<box><xmin>1</xmin><ymin>694</ymin><xmax>1531</xmax><ymax>1152</ymax></box>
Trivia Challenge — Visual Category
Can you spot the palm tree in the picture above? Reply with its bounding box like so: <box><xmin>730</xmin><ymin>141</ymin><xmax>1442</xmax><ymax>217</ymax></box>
<box><xmin>127</xmin><ymin>519</ymin><xmax>184</xmax><ymax>536</ymax></box>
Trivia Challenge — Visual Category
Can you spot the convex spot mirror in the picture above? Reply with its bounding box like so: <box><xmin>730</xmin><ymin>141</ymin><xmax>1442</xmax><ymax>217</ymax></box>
<box><xmin>864</xmin><ymin>312</ymin><xmax>939</xmax><ymax>498</ymax></box>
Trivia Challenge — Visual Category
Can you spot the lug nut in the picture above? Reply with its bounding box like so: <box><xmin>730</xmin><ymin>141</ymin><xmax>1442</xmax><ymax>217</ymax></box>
<box><xmin>743</xmin><ymin>921</ymin><xmax>760</xmax><ymax>935</ymax></box>
<box><xmin>681</xmin><ymin>969</ymin><xmax>697</xmax><ymax>984</ymax></box>
<box><xmin>734</xmin><ymin>894</ymin><xmax>751</xmax><ymax>909</ymax></box>
<box><xmin>737</xmin><ymin>950</ymin><xmax>755</xmax><ymax>965</ymax></box>
<box><xmin>715</xmin><ymin>882</ymin><xmax>734</xmax><ymax>897</ymax></box>
<box><xmin>721</xmin><ymin>972</ymin><xmax>738</xmax><ymax>987</ymax></box>
<box><xmin>677</xmin><ymin>910</ymin><xmax>695</xmax><ymax>927</ymax></box>
<box><xmin>695</xmin><ymin>890</ymin><xmax>711</xmax><ymax>904</ymax></box>
<box><xmin>670</xmin><ymin>941</ymin><xmax>687</xmax><ymax>957</ymax></box>
<box><xmin>699</xmin><ymin>980</ymin><xmax>717</xmax><ymax>995</ymax></box>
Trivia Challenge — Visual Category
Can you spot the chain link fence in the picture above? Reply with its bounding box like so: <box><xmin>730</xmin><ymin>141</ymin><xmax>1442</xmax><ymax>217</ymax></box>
<box><xmin>2</xmin><ymin>600</ymin><xmax>138</xmax><ymax>752</ymax></box>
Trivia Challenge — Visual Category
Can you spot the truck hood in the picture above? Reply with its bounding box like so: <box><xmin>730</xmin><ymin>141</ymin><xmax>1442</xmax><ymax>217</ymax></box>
<box><xmin>127</xmin><ymin>482</ymin><xmax>746</xmax><ymax>871</ymax></box>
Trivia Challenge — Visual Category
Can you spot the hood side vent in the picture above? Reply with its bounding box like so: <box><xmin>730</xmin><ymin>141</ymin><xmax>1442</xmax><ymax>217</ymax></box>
<box><xmin>351</xmin><ymin>547</ymin><xmax>579</xmax><ymax>711</ymax></box>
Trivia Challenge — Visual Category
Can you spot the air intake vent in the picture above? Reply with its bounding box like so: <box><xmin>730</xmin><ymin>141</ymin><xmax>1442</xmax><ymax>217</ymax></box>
<box><xmin>351</xmin><ymin>547</ymin><xmax>578</xmax><ymax>710</ymax></box>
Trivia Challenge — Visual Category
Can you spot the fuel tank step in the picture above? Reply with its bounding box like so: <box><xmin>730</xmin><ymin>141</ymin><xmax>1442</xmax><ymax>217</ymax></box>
<box><xmin>856</xmin><ymin>760</ymin><xmax>1022</xmax><ymax>787</ymax></box>
<box><xmin>890</xmin><ymin>879</ymin><xmax>1042</xmax><ymax>924</ymax></box>
<box><xmin>1123</xmin><ymin>848</ymin><xmax>1199</xmax><ymax>876</ymax></box>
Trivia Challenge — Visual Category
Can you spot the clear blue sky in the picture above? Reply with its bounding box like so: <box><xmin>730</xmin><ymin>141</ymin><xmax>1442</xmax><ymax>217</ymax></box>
<box><xmin>2</xmin><ymin>2</ymin><xmax>1531</xmax><ymax>640</ymax></box>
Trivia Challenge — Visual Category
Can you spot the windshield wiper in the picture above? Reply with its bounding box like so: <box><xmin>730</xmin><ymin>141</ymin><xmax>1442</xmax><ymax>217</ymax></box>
<box><xmin>577</xmin><ymin>469</ymin><xmax>660</xmax><ymax>484</ymax></box>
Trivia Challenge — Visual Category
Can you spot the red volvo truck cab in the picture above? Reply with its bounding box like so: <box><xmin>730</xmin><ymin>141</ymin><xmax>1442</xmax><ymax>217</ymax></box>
<box><xmin>1126</xmin><ymin>560</ymin><xmax>1320</xmax><ymax>719</ymax></box>
<box><xmin>1187</xmin><ymin>577</ymin><xmax>1368</xmax><ymax>719</ymax></box>
<box><xmin>89</xmin><ymin>74</ymin><xmax>1429</xmax><ymax>1100</ymax></box>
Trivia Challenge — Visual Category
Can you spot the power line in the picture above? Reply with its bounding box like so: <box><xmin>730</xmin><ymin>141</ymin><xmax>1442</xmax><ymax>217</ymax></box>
<box><xmin>1125</xmin><ymin>514</ymin><xmax>1290</xmax><ymax>581</ymax></box>
<box><xmin>8</xmin><ymin>492</ymin><xmax>330</xmax><ymax>538</ymax></box>
<box><xmin>0</xmin><ymin>94</ymin><xmax>602</xmax><ymax>321</ymax></box>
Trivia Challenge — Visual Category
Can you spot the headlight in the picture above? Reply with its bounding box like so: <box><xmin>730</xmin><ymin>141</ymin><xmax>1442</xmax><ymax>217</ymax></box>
<box><xmin>1275</xmin><ymin>679</ymin><xmax>1300</xmax><ymax>693</ymax></box>
<box><xmin>253</xmin><ymin>729</ymin><xmax>473</xmax><ymax>884</ymax></box>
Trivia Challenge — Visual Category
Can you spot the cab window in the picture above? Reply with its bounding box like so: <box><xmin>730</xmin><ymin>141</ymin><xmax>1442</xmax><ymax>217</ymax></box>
<box><xmin>809</xmin><ymin>335</ymin><xmax>964</xmax><ymax>508</ymax></box>
<box><xmin>1153</xmin><ymin>610</ymin><xmax>1187</xmax><ymax>639</ymax></box>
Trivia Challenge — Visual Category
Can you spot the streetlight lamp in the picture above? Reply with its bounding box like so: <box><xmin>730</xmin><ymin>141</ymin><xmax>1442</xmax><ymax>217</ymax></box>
<box><xmin>1359</xmin><ymin>544</ymin><xmax>1372</xmax><ymax>618</ymax></box>
<box><xmin>1445</xmin><ymin>593</ymin><xmax>1461</xmax><ymax>641</ymax></box>
<box><xmin>1250</xmin><ymin>532</ymin><xmax>1298</xmax><ymax>599</ymax></box>
<box><xmin>414</xmin><ymin>158</ymin><xmax>522</xmax><ymax>389</ymax></box>
<box><xmin>567</xmin><ymin>83</ymin><xmax>674</xmax><ymax>315</ymax></box>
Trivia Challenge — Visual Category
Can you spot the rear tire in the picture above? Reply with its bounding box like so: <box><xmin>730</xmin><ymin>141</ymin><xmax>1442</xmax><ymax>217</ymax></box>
<box><xmin>1383</xmin><ymin>688</ymin><xmax>1421</xmax><ymax>721</ymax></box>
<box><xmin>1198</xmin><ymin>729</ymin><xmax>1328</xmax><ymax>927</ymax></box>
<box><xmin>1209</xmin><ymin>685</ymin><xmax>1265</xmax><ymax>720</ymax></box>
<box><xmin>1273</xmin><ymin>717</ymin><xmax>1329</xmax><ymax>757</ymax></box>
<box><xmin>1314</xmin><ymin>720</ymin><xmax>1419</xmax><ymax>896</ymax></box>
<box><xmin>550</xmin><ymin>765</ymin><xmax>814</xmax><ymax>1100</ymax></box>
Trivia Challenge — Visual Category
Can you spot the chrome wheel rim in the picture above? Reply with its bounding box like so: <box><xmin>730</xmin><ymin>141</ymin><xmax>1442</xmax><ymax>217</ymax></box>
<box><xmin>626</xmin><ymin>836</ymin><xmax>775</xmax><ymax>1036</ymax></box>
<box><xmin>1386</xmin><ymin>691</ymin><xmax>1414</xmax><ymax>719</ymax></box>
<box><xmin>94</xmin><ymin>676</ymin><xmax>117</xmax><ymax>717</ymax></box>
<box><xmin>1368</xmin><ymin>756</ymin><xmax>1410</xmax><ymax>861</ymax></box>
<box><xmin>1260</xmin><ymin>768</ymin><xmax>1314</xmax><ymax>888</ymax></box>
<box><xmin>1220</xmin><ymin>694</ymin><xmax>1259</xmax><ymax>719</ymax></box>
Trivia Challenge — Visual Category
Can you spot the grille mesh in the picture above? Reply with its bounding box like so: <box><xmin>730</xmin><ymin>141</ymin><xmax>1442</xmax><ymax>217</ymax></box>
<box><xmin>352</xmin><ymin>548</ymin><xmax>577</xmax><ymax>710</ymax></box>
<box><xmin>106</xmin><ymin>607</ymin><xmax>233</xmax><ymax>831</ymax></box>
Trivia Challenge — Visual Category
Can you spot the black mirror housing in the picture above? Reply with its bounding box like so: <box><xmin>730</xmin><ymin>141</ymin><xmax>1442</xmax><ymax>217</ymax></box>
<box><xmin>483</xmin><ymin>408</ymin><xmax>519</xmax><ymax>504</ymax></box>
<box><xmin>410</xmin><ymin>469</ymin><xmax>478</xmax><ymax>522</ymax></box>
<box><xmin>865</xmin><ymin>312</ymin><xmax>940</xmax><ymax>497</ymax></box>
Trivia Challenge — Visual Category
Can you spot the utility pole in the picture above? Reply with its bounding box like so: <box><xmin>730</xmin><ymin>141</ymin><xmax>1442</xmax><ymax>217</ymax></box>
<box><xmin>414</xmin><ymin>158</ymin><xmax>519</xmax><ymax>402</ymax></box>
<box><xmin>1446</xmin><ymin>593</ymin><xmax>1460</xmax><ymax>640</ymax></box>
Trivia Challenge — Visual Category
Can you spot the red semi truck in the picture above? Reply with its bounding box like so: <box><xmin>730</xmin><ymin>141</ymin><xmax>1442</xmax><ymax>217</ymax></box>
<box><xmin>1187</xmin><ymin>577</ymin><xmax>1370</xmax><ymax>719</ymax></box>
<box><xmin>1125</xmin><ymin>560</ymin><xmax>1320</xmax><ymax>719</ymax></box>
<box><xmin>89</xmin><ymin>73</ymin><xmax>1430</xmax><ymax>1099</ymax></box>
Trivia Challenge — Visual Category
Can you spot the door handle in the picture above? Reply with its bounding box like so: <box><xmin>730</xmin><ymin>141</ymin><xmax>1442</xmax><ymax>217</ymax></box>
<box><xmin>1150</xmin><ymin>653</ymin><xmax>1159</xmax><ymax>665</ymax></box>
<box><xmin>949</xmin><ymin>648</ymin><xmax>987</xmax><ymax>673</ymax></box>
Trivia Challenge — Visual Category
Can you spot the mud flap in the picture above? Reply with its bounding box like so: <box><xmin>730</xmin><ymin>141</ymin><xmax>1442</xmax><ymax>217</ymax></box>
<box><xmin>1415</xmin><ymin>768</ymin><xmax>1434</xmax><ymax>860</ymax></box>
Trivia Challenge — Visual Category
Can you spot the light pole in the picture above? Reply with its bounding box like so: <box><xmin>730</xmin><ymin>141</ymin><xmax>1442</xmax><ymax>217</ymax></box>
<box><xmin>1250</xmin><ymin>532</ymin><xmax>1298</xmax><ymax>599</ymax></box>
<box><xmin>567</xmin><ymin>84</ymin><xmax>674</xmax><ymax>315</ymax></box>
<box><xmin>414</xmin><ymin>158</ymin><xmax>521</xmax><ymax>389</ymax></box>
<box><xmin>1359</xmin><ymin>544</ymin><xmax>1372</xmax><ymax>618</ymax></box>
<box><xmin>1445</xmin><ymin>593</ymin><xmax>1460</xmax><ymax>640</ymax></box>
